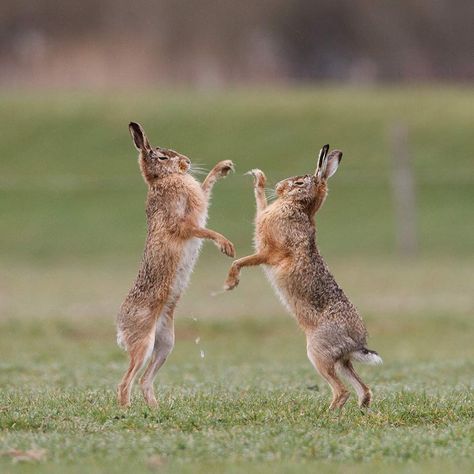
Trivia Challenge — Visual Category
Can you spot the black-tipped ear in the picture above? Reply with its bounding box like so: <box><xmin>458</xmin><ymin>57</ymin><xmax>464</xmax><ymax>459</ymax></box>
<box><xmin>315</xmin><ymin>144</ymin><xmax>329</xmax><ymax>176</ymax></box>
<box><xmin>129</xmin><ymin>122</ymin><xmax>151</xmax><ymax>152</ymax></box>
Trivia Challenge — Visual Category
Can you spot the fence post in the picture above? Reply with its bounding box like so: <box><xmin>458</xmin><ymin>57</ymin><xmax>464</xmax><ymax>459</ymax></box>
<box><xmin>390</xmin><ymin>123</ymin><xmax>418</xmax><ymax>256</ymax></box>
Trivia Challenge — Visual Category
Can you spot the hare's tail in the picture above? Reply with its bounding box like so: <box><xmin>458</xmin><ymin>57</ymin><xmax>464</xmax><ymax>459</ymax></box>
<box><xmin>350</xmin><ymin>348</ymin><xmax>383</xmax><ymax>365</ymax></box>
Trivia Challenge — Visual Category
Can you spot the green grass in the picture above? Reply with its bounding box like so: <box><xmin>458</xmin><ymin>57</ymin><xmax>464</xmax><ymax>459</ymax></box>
<box><xmin>0</xmin><ymin>315</ymin><xmax>473</xmax><ymax>473</ymax></box>
<box><xmin>0</xmin><ymin>87</ymin><xmax>473</xmax><ymax>472</ymax></box>
<box><xmin>1</xmin><ymin>87</ymin><xmax>473</xmax><ymax>262</ymax></box>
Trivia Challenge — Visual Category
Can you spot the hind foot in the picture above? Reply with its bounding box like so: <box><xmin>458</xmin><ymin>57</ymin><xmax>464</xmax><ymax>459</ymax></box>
<box><xmin>141</xmin><ymin>383</ymin><xmax>158</xmax><ymax>408</ymax></box>
<box><xmin>358</xmin><ymin>388</ymin><xmax>372</xmax><ymax>408</ymax></box>
<box><xmin>329</xmin><ymin>390</ymin><xmax>350</xmax><ymax>410</ymax></box>
<box><xmin>117</xmin><ymin>384</ymin><xmax>131</xmax><ymax>408</ymax></box>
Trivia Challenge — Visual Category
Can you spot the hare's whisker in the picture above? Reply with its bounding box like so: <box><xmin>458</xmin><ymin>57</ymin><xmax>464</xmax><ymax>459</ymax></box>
<box><xmin>191</xmin><ymin>163</ymin><xmax>209</xmax><ymax>170</ymax></box>
<box><xmin>264</xmin><ymin>188</ymin><xmax>277</xmax><ymax>197</ymax></box>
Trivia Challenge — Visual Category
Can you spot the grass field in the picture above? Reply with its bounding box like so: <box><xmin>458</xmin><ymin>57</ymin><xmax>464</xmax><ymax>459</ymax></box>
<box><xmin>0</xmin><ymin>87</ymin><xmax>473</xmax><ymax>473</ymax></box>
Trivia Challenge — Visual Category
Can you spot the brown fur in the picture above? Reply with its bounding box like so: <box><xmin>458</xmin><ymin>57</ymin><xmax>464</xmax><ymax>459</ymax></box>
<box><xmin>117</xmin><ymin>122</ymin><xmax>235</xmax><ymax>407</ymax></box>
<box><xmin>224</xmin><ymin>148</ymin><xmax>381</xmax><ymax>409</ymax></box>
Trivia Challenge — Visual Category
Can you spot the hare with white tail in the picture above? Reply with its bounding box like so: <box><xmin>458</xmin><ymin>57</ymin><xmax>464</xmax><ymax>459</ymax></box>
<box><xmin>117</xmin><ymin>122</ymin><xmax>235</xmax><ymax>407</ymax></box>
<box><xmin>224</xmin><ymin>145</ymin><xmax>382</xmax><ymax>409</ymax></box>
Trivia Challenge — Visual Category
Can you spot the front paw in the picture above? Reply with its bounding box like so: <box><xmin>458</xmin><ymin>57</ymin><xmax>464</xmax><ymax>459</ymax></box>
<box><xmin>224</xmin><ymin>275</ymin><xmax>239</xmax><ymax>291</ymax></box>
<box><xmin>246</xmin><ymin>168</ymin><xmax>266</xmax><ymax>188</ymax></box>
<box><xmin>218</xmin><ymin>238</ymin><xmax>235</xmax><ymax>257</ymax></box>
<box><xmin>214</xmin><ymin>160</ymin><xmax>235</xmax><ymax>178</ymax></box>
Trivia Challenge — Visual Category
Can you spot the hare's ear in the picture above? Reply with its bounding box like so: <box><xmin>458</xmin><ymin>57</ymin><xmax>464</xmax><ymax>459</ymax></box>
<box><xmin>323</xmin><ymin>150</ymin><xmax>343</xmax><ymax>179</ymax></box>
<box><xmin>129</xmin><ymin>122</ymin><xmax>151</xmax><ymax>152</ymax></box>
<box><xmin>315</xmin><ymin>144</ymin><xmax>329</xmax><ymax>177</ymax></box>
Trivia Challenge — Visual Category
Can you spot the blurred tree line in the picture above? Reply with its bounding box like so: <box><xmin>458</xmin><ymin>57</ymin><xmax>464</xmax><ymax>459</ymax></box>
<box><xmin>0</xmin><ymin>0</ymin><xmax>472</xmax><ymax>88</ymax></box>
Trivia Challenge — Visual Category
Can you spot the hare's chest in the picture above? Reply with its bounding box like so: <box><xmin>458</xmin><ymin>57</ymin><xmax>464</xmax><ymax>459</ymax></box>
<box><xmin>169</xmin><ymin>195</ymin><xmax>208</xmax><ymax>301</ymax></box>
<box><xmin>172</xmin><ymin>193</ymin><xmax>207</xmax><ymax>221</ymax></box>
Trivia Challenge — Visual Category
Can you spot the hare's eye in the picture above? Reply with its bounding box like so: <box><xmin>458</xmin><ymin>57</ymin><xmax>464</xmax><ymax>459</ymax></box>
<box><xmin>295</xmin><ymin>181</ymin><xmax>304</xmax><ymax>186</ymax></box>
<box><xmin>158</xmin><ymin>155</ymin><xmax>168</xmax><ymax>161</ymax></box>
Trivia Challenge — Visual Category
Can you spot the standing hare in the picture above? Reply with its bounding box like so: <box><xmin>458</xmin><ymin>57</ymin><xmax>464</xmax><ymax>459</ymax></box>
<box><xmin>117</xmin><ymin>122</ymin><xmax>235</xmax><ymax>407</ymax></box>
<box><xmin>224</xmin><ymin>145</ymin><xmax>382</xmax><ymax>409</ymax></box>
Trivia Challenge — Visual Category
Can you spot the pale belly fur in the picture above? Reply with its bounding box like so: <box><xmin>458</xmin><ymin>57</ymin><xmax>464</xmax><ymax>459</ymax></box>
<box><xmin>161</xmin><ymin>209</ymin><xmax>208</xmax><ymax>315</ymax></box>
<box><xmin>262</xmin><ymin>264</ymin><xmax>294</xmax><ymax>315</ymax></box>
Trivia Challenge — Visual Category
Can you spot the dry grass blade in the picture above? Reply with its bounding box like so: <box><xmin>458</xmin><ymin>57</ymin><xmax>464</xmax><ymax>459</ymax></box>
<box><xmin>1</xmin><ymin>448</ymin><xmax>47</xmax><ymax>463</ymax></box>
<box><xmin>147</xmin><ymin>455</ymin><xmax>166</xmax><ymax>470</ymax></box>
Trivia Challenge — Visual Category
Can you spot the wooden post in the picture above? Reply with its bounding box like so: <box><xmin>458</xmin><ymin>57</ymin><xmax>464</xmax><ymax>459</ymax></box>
<box><xmin>390</xmin><ymin>123</ymin><xmax>418</xmax><ymax>256</ymax></box>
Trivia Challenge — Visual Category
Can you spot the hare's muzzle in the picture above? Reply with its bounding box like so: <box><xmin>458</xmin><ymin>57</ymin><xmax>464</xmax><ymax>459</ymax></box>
<box><xmin>179</xmin><ymin>157</ymin><xmax>191</xmax><ymax>173</ymax></box>
<box><xmin>275</xmin><ymin>179</ymin><xmax>287</xmax><ymax>197</ymax></box>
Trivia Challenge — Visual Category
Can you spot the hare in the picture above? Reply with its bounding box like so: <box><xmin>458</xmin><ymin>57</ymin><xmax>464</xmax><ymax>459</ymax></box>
<box><xmin>224</xmin><ymin>145</ymin><xmax>381</xmax><ymax>409</ymax></box>
<box><xmin>117</xmin><ymin>122</ymin><xmax>235</xmax><ymax>407</ymax></box>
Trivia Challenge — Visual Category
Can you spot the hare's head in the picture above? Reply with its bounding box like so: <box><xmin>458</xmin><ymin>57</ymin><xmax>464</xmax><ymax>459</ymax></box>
<box><xmin>129</xmin><ymin>122</ymin><xmax>191</xmax><ymax>184</ymax></box>
<box><xmin>275</xmin><ymin>174</ymin><xmax>315</xmax><ymax>201</ymax></box>
<box><xmin>275</xmin><ymin>144</ymin><xmax>342</xmax><ymax>211</ymax></box>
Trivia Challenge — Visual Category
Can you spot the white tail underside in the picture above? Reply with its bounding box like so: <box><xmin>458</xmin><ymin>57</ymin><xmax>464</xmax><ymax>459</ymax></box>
<box><xmin>350</xmin><ymin>349</ymin><xmax>383</xmax><ymax>365</ymax></box>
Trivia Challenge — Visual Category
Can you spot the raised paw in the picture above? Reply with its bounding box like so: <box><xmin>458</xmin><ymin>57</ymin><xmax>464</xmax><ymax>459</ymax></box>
<box><xmin>213</xmin><ymin>160</ymin><xmax>235</xmax><ymax>179</ymax></box>
<box><xmin>218</xmin><ymin>238</ymin><xmax>235</xmax><ymax>258</ymax></box>
<box><xmin>223</xmin><ymin>275</ymin><xmax>239</xmax><ymax>291</ymax></box>
<box><xmin>245</xmin><ymin>168</ymin><xmax>266</xmax><ymax>188</ymax></box>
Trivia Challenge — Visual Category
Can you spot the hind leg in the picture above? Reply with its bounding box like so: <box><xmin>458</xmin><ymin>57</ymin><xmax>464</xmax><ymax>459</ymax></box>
<box><xmin>140</xmin><ymin>306</ymin><xmax>176</xmax><ymax>407</ymax></box>
<box><xmin>117</xmin><ymin>328</ymin><xmax>155</xmax><ymax>407</ymax></box>
<box><xmin>337</xmin><ymin>359</ymin><xmax>372</xmax><ymax>408</ymax></box>
<box><xmin>307</xmin><ymin>345</ymin><xmax>349</xmax><ymax>409</ymax></box>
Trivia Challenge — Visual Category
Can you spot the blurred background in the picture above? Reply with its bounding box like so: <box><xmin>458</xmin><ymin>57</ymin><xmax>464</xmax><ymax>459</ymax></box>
<box><xmin>0</xmin><ymin>0</ymin><xmax>473</xmax><ymax>366</ymax></box>
<box><xmin>1</xmin><ymin>0</ymin><xmax>474</xmax><ymax>88</ymax></box>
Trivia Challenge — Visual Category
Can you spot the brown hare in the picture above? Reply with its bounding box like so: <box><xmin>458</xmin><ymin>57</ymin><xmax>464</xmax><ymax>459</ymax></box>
<box><xmin>224</xmin><ymin>145</ymin><xmax>382</xmax><ymax>409</ymax></box>
<box><xmin>117</xmin><ymin>122</ymin><xmax>235</xmax><ymax>407</ymax></box>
